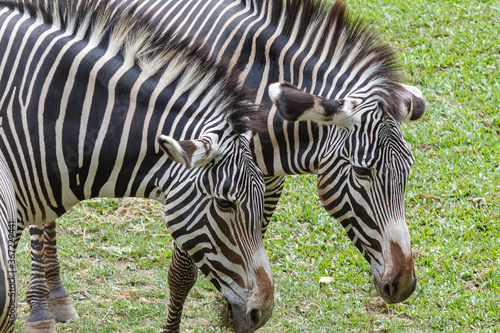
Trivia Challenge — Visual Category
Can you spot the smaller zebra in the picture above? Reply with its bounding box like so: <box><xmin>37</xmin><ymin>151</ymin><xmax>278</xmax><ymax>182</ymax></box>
<box><xmin>0</xmin><ymin>152</ymin><xmax>17</xmax><ymax>333</ymax></box>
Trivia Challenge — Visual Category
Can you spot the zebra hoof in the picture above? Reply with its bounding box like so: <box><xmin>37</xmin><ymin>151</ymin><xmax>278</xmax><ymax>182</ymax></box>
<box><xmin>23</xmin><ymin>319</ymin><xmax>56</xmax><ymax>333</ymax></box>
<box><xmin>48</xmin><ymin>296</ymin><xmax>80</xmax><ymax>322</ymax></box>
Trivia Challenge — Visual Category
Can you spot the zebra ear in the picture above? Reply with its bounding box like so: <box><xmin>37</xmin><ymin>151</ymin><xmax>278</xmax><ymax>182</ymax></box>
<box><xmin>157</xmin><ymin>135</ymin><xmax>218</xmax><ymax>168</ymax></box>
<box><xmin>268</xmin><ymin>81</ymin><xmax>353</xmax><ymax>125</ymax></box>
<box><xmin>400</xmin><ymin>84</ymin><xmax>426</xmax><ymax>121</ymax></box>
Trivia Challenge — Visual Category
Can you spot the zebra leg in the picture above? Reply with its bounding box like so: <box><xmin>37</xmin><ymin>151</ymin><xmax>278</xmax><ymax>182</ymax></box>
<box><xmin>162</xmin><ymin>243</ymin><xmax>198</xmax><ymax>333</ymax></box>
<box><xmin>44</xmin><ymin>222</ymin><xmax>80</xmax><ymax>322</ymax></box>
<box><xmin>23</xmin><ymin>225</ymin><xmax>56</xmax><ymax>333</ymax></box>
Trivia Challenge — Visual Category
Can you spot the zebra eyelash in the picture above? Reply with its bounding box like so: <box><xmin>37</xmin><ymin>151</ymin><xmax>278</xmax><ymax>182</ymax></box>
<box><xmin>352</xmin><ymin>166</ymin><xmax>371</xmax><ymax>178</ymax></box>
<box><xmin>215</xmin><ymin>198</ymin><xmax>237</xmax><ymax>211</ymax></box>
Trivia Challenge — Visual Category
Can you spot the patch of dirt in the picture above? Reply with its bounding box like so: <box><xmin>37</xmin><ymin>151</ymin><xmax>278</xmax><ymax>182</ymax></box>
<box><xmin>365</xmin><ymin>298</ymin><xmax>413</xmax><ymax>325</ymax></box>
<box><xmin>365</xmin><ymin>298</ymin><xmax>390</xmax><ymax>315</ymax></box>
<box><xmin>72</xmin><ymin>198</ymin><xmax>164</xmax><ymax>225</ymax></box>
<box><xmin>464</xmin><ymin>279</ymin><xmax>479</xmax><ymax>291</ymax></box>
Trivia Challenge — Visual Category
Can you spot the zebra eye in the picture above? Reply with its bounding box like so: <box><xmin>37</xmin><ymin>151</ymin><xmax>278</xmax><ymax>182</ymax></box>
<box><xmin>353</xmin><ymin>166</ymin><xmax>371</xmax><ymax>178</ymax></box>
<box><xmin>215</xmin><ymin>198</ymin><xmax>236</xmax><ymax>211</ymax></box>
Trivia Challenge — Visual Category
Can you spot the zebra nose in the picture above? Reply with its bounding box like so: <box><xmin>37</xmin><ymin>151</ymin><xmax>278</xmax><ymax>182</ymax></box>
<box><xmin>247</xmin><ymin>308</ymin><xmax>263</xmax><ymax>328</ymax></box>
<box><xmin>379</xmin><ymin>272</ymin><xmax>417</xmax><ymax>304</ymax></box>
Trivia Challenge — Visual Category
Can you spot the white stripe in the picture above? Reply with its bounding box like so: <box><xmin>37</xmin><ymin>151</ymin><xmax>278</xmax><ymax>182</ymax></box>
<box><xmin>83</xmin><ymin>63</ymin><xmax>132</xmax><ymax>198</ymax></box>
<box><xmin>100</xmin><ymin>74</ymin><xmax>147</xmax><ymax>197</ymax></box>
<box><xmin>56</xmin><ymin>44</ymin><xmax>95</xmax><ymax>190</ymax></box>
<box><xmin>158</xmin><ymin>0</ymin><xmax>199</xmax><ymax>34</ymax></box>
<box><xmin>39</xmin><ymin>33</ymin><xmax>86</xmax><ymax>210</ymax></box>
<box><xmin>78</xmin><ymin>53</ymin><xmax>117</xmax><ymax>168</ymax></box>
<box><xmin>296</xmin><ymin>18</ymin><xmax>328</xmax><ymax>89</ymax></box>
<box><xmin>188</xmin><ymin>0</ymin><xmax>232</xmax><ymax>47</ymax></box>
<box><xmin>203</xmin><ymin>0</ymin><xmax>245</xmax><ymax>54</ymax></box>
<box><xmin>126</xmin><ymin>81</ymin><xmax>168</xmax><ymax>197</ymax></box>
<box><xmin>175</xmin><ymin>0</ymin><xmax>214</xmax><ymax>40</ymax></box>
<box><xmin>223</xmin><ymin>2</ymin><xmax>264</xmax><ymax>73</ymax></box>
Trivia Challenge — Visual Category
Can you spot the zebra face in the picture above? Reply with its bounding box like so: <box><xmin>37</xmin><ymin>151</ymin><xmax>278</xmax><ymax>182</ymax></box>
<box><xmin>158</xmin><ymin>131</ymin><xmax>274</xmax><ymax>332</ymax></box>
<box><xmin>317</xmin><ymin>116</ymin><xmax>417</xmax><ymax>305</ymax></box>
<box><xmin>270</xmin><ymin>82</ymin><xmax>425</xmax><ymax>304</ymax></box>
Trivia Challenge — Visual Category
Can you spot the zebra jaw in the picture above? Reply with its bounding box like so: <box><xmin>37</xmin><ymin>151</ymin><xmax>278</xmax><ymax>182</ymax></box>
<box><xmin>268</xmin><ymin>81</ymin><xmax>357</xmax><ymax>126</ymax></box>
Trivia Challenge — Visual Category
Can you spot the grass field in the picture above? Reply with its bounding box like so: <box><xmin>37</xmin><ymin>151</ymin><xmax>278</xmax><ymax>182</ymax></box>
<box><xmin>13</xmin><ymin>0</ymin><xmax>500</xmax><ymax>332</ymax></box>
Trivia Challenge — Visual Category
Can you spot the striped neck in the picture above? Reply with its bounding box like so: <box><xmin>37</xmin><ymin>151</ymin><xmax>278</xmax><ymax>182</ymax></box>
<box><xmin>0</xmin><ymin>1</ymin><xmax>262</xmax><ymax>222</ymax></box>
<box><xmin>140</xmin><ymin>0</ymin><xmax>406</xmax><ymax>175</ymax></box>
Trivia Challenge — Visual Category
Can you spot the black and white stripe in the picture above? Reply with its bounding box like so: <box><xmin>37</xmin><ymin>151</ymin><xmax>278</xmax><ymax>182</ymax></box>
<box><xmin>126</xmin><ymin>0</ymin><xmax>424</xmax><ymax>302</ymax></box>
<box><xmin>21</xmin><ymin>0</ymin><xmax>426</xmax><ymax>331</ymax></box>
<box><xmin>0</xmin><ymin>1</ymin><xmax>276</xmax><ymax>332</ymax></box>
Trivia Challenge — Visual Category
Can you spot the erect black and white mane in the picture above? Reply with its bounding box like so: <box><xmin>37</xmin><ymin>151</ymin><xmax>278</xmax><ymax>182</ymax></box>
<box><xmin>0</xmin><ymin>0</ymin><xmax>266</xmax><ymax>133</ymax></box>
<box><xmin>239</xmin><ymin>0</ymin><xmax>408</xmax><ymax>121</ymax></box>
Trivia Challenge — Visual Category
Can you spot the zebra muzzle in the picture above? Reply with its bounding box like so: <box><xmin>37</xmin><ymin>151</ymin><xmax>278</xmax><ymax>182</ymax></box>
<box><xmin>221</xmin><ymin>264</ymin><xmax>274</xmax><ymax>332</ymax></box>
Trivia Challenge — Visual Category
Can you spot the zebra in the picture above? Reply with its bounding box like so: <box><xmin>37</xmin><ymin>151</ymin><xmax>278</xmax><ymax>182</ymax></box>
<box><xmin>0</xmin><ymin>0</ymin><xmax>286</xmax><ymax>332</ymax></box>
<box><xmin>22</xmin><ymin>0</ymin><xmax>427</xmax><ymax>331</ymax></box>
<box><xmin>0</xmin><ymin>153</ymin><xmax>17</xmax><ymax>333</ymax></box>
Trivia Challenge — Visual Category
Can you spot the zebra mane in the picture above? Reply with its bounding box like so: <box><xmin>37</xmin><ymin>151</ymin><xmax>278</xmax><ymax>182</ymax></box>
<box><xmin>0</xmin><ymin>0</ymin><xmax>266</xmax><ymax>134</ymax></box>
<box><xmin>244</xmin><ymin>0</ymin><xmax>408</xmax><ymax>121</ymax></box>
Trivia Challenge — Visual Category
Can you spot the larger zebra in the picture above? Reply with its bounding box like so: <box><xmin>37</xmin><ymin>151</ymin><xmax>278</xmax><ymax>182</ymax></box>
<box><xmin>0</xmin><ymin>0</ymin><xmax>285</xmax><ymax>332</ymax></box>
<box><xmin>23</xmin><ymin>0</ymin><xmax>426</xmax><ymax>331</ymax></box>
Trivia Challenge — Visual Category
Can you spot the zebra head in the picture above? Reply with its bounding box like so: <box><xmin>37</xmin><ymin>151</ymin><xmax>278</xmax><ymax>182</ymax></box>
<box><xmin>157</xmin><ymin>129</ymin><xmax>273</xmax><ymax>332</ymax></box>
<box><xmin>269</xmin><ymin>81</ymin><xmax>425</xmax><ymax>304</ymax></box>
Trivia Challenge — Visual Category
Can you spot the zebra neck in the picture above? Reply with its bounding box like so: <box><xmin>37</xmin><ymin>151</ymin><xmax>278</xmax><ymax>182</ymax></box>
<box><xmin>250</xmin><ymin>111</ymin><xmax>327</xmax><ymax>176</ymax></box>
<box><xmin>150</xmin><ymin>0</ymin><xmax>337</xmax><ymax>176</ymax></box>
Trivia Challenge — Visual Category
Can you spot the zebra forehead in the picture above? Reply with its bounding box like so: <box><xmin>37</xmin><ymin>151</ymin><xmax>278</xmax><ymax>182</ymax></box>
<box><xmin>346</xmin><ymin>118</ymin><xmax>413</xmax><ymax>167</ymax></box>
<box><xmin>347</xmin><ymin>86</ymin><xmax>411</xmax><ymax>124</ymax></box>
<box><xmin>209</xmin><ymin>146</ymin><xmax>264</xmax><ymax>194</ymax></box>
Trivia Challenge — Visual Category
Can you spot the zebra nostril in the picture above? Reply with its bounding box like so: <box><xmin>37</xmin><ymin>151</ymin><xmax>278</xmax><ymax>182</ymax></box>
<box><xmin>381</xmin><ymin>279</ymin><xmax>399</xmax><ymax>301</ymax></box>
<box><xmin>382</xmin><ymin>282</ymin><xmax>393</xmax><ymax>298</ymax></box>
<box><xmin>247</xmin><ymin>308</ymin><xmax>262</xmax><ymax>327</ymax></box>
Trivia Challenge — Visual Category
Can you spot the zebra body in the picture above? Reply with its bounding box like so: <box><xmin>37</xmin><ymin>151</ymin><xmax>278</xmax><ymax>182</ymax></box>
<box><xmin>0</xmin><ymin>1</ymin><xmax>277</xmax><ymax>332</ymax></box>
<box><xmin>23</xmin><ymin>0</ymin><xmax>426</xmax><ymax>331</ymax></box>
<box><xmin>0</xmin><ymin>154</ymin><xmax>17</xmax><ymax>333</ymax></box>
<box><xmin>147</xmin><ymin>0</ymin><xmax>424</xmax><ymax>302</ymax></box>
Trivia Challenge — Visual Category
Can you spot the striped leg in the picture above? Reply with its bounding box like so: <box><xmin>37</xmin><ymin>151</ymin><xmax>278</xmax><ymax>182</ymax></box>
<box><xmin>24</xmin><ymin>222</ymin><xmax>79</xmax><ymax>329</ymax></box>
<box><xmin>44</xmin><ymin>222</ymin><xmax>80</xmax><ymax>322</ymax></box>
<box><xmin>23</xmin><ymin>225</ymin><xmax>56</xmax><ymax>333</ymax></box>
<box><xmin>162</xmin><ymin>243</ymin><xmax>198</xmax><ymax>333</ymax></box>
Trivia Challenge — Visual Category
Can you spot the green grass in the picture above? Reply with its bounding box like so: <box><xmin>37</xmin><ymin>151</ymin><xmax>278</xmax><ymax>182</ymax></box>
<box><xmin>13</xmin><ymin>0</ymin><xmax>500</xmax><ymax>331</ymax></box>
